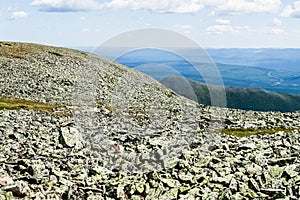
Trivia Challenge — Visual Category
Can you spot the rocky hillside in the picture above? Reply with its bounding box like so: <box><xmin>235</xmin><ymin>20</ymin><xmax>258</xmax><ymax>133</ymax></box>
<box><xmin>0</xmin><ymin>42</ymin><xmax>300</xmax><ymax>199</ymax></box>
<box><xmin>161</xmin><ymin>75</ymin><xmax>300</xmax><ymax>112</ymax></box>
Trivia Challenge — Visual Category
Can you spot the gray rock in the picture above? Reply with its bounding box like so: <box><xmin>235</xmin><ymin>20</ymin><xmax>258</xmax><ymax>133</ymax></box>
<box><xmin>59</xmin><ymin>127</ymin><xmax>83</xmax><ymax>149</ymax></box>
<box><xmin>178</xmin><ymin>172</ymin><xmax>193</xmax><ymax>182</ymax></box>
<box><xmin>248</xmin><ymin>178</ymin><xmax>260</xmax><ymax>192</ymax></box>
<box><xmin>237</xmin><ymin>143</ymin><xmax>256</xmax><ymax>150</ymax></box>
<box><xmin>3</xmin><ymin>181</ymin><xmax>29</xmax><ymax>198</ymax></box>
<box><xmin>284</xmin><ymin>164</ymin><xmax>299</xmax><ymax>178</ymax></box>
<box><xmin>229</xmin><ymin>177</ymin><xmax>238</xmax><ymax>192</ymax></box>
<box><xmin>247</xmin><ymin>163</ymin><xmax>263</xmax><ymax>175</ymax></box>
<box><xmin>160</xmin><ymin>188</ymin><xmax>178</xmax><ymax>199</ymax></box>
<box><xmin>161</xmin><ymin>178</ymin><xmax>180</xmax><ymax>188</ymax></box>
<box><xmin>269</xmin><ymin>166</ymin><xmax>286</xmax><ymax>179</ymax></box>
<box><xmin>261</xmin><ymin>188</ymin><xmax>286</xmax><ymax>198</ymax></box>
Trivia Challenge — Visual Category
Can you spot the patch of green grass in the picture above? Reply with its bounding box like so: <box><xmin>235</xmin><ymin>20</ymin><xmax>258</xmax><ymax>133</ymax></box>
<box><xmin>0</xmin><ymin>96</ymin><xmax>64</xmax><ymax>113</ymax></box>
<box><xmin>221</xmin><ymin>127</ymin><xmax>296</xmax><ymax>137</ymax></box>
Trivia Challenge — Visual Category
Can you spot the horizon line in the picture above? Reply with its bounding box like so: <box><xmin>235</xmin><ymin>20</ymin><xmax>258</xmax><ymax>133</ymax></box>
<box><xmin>68</xmin><ymin>45</ymin><xmax>300</xmax><ymax>50</ymax></box>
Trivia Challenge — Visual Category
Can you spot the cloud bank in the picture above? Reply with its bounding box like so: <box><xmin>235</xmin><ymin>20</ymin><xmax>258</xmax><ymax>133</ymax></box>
<box><xmin>31</xmin><ymin>0</ymin><xmax>104</xmax><ymax>12</ymax></box>
<box><xmin>31</xmin><ymin>0</ymin><xmax>204</xmax><ymax>13</ymax></box>
<box><xmin>210</xmin><ymin>0</ymin><xmax>281</xmax><ymax>15</ymax></box>
<box><xmin>31</xmin><ymin>0</ymin><xmax>282</xmax><ymax>14</ymax></box>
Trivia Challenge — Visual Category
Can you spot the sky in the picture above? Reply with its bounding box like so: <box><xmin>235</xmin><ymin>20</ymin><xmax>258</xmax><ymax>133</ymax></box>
<box><xmin>1</xmin><ymin>0</ymin><xmax>300</xmax><ymax>48</ymax></box>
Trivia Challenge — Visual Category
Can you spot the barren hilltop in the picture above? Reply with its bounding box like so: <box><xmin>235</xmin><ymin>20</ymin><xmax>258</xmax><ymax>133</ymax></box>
<box><xmin>0</xmin><ymin>42</ymin><xmax>299</xmax><ymax>199</ymax></box>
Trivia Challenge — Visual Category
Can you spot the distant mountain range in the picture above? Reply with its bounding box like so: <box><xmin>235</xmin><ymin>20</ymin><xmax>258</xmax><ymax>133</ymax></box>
<box><xmin>161</xmin><ymin>76</ymin><xmax>300</xmax><ymax>112</ymax></box>
<box><xmin>74</xmin><ymin>47</ymin><xmax>300</xmax><ymax>95</ymax></box>
<box><xmin>206</xmin><ymin>48</ymin><xmax>300</xmax><ymax>72</ymax></box>
<box><xmin>72</xmin><ymin>46</ymin><xmax>300</xmax><ymax>112</ymax></box>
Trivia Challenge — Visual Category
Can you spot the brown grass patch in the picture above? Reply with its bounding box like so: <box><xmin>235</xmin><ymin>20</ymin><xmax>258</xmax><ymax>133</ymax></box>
<box><xmin>0</xmin><ymin>96</ymin><xmax>65</xmax><ymax>113</ymax></box>
<box><xmin>221</xmin><ymin>127</ymin><xmax>296</xmax><ymax>137</ymax></box>
<box><xmin>0</xmin><ymin>42</ymin><xmax>40</xmax><ymax>58</ymax></box>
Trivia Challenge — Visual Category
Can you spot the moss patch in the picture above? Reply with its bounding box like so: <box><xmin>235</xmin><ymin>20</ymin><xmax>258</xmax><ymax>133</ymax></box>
<box><xmin>221</xmin><ymin>127</ymin><xmax>295</xmax><ymax>137</ymax></box>
<box><xmin>0</xmin><ymin>96</ymin><xmax>64</xmax><ymax>113</ymax></box>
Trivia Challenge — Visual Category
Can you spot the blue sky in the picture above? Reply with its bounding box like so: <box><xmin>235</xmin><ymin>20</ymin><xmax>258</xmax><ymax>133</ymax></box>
<box><xmin>1</xmin><ymin>0</ymin><xmax>300</xmax><ymax>48</ymax></box>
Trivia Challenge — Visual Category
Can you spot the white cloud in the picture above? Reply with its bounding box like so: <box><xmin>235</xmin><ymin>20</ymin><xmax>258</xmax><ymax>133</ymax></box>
<box><xmin>203</xmin><ymin>0</ymin><xmax>281</xmax><ymax>15</ymax></box>
<box><xmin>31</xmin><ymin>0</ymin><xmax>204</xmax><ymax>13</ymax></box>
<box><xmin>10</xmin><ymin>11</ymin><xmax>29</xmax><ymax>20</ymax></box>
<box><xmin>273</xmin><ymin>17</ymin><xmax>282</xmax><ymax>26</ymax></box>
<box><xmin>30</xmin><ymin>0</ymin><xmax>283</xmax><ymax>14</ymax></box>
<box><xmin>208</xmin><ymin>10</ymin><xmax>216</xmax><ymax>16</ymax></box>
<box><xmin>216</xmin><ymin>19</ymin><xmax>231</xmax><ymax>25</ymax></box>
<box><xmin>207</xmin><ymin>25</ymin><xmax>234</xmax><ymax>34</ymax></box>
<box><xmin>269</xmin><ymin>28</ymin><xmax>286</xmax><ymax>34</ymax></box>
<box><xmin>281</xmin><ymin>6</ymin><xmax>293</xmax><ymax>17</ymax></box>
<box><xmin>31</xmin><ymin>0</ymin><xmax>104</xmax><ymax>12</ymax></box>
<box><xmin>104</xmin><ymin>0</ymin><xmax>204</xmax><ymax>13</ymax></box>
<box><xmin>30</xmin><ymin>0</ymin><xmax>284</xmax><ymax>15</ymax></box>
<box><xmin>206</xmin><ymin>24</ymin><xmax>249</xmax><ymax>34</ymax></box>
<box><xmin>281</xmin><ymin>1</ymin><xmax>300</xmax><ymax>18</ymax></box>
<box><xmin>80</xmin><ymin>16</ymin><xmax>86</xmax><ymax>20</ymax></box>
<box><xmin>7</xmin><ymin>7</ymin><xmax>13</xmax><ymax>11</ymax></box>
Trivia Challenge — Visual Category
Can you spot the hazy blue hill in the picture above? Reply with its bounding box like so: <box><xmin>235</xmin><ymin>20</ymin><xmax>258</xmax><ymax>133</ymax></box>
<box><xmin>161</xmin><ymin>76</ymin><xmax>300</xmax><ymax>112</ymax></box>
<box><xmin>206</xmin><ymin>48</ymin><xmax>300</xmax><ymax>71</ymax></box>
<box><xmin>73</xmin><ymin>47</ymin><xmax>300</xmax><ymax>95</ymax></box>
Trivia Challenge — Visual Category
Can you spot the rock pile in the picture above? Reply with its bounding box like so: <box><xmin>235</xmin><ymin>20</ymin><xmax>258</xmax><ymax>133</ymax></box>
<box><xmin>0</xmin><ymin>42</ymin><xmax>299</xmax><ymax>199</ymax></box>
<box><xmin>1</xmin><ymin>109</ymin><xmax>299</xmax><ymax>199</ymax></box>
